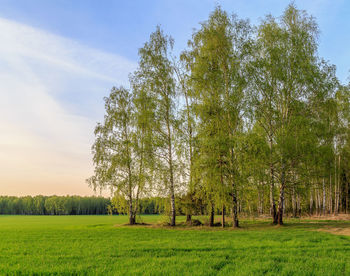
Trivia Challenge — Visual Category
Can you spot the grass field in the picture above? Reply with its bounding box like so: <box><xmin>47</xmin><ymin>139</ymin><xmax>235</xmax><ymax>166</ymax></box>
<box><xmin>0</xmin><ymin>215</ymin><xmax>350</xmax><ymax>275</ymax></box>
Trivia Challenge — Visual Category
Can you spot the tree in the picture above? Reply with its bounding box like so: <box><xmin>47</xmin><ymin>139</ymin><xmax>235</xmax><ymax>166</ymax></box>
<box><xmin>250</xmin><ymin>4</ymin><xmax>324</xmax><ymax>224</ymax></box>
<box><xmin>335</xmin><ymin>83</ymin><xmax>350</xmax><ymax>214</ymax></box>
<box><xmin>135</xmin><ymin>27</ymin><xmax>178</xmax><ymax>226</ymax></box>
<box><xmin>187</xmin><ymin>6</ymin><xmax>251</xmax><ymax>227</ymax></box>
<box><xmin>174</xmin><ymin>56</ymin><xmax>197</xmax><ymax>224</ymax></box>
<box><xmin>87</xmin><ymin>87</ymin><xmax>143</xmax><ymax>224</ymax></box>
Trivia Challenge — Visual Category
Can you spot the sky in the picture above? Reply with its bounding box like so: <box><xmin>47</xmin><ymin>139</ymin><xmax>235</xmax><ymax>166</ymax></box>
<box><xmin>0</xmin><ymin>0</ymin><xmax>349</xmax><ymax>196</ymax></box>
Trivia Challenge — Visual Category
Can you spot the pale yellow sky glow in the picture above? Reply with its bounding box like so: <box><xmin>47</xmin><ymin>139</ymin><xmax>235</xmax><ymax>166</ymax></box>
<box><xmin>0</xmin><ymin>18</ymin><xmax>136</xmax><ymax>196</ymax></box>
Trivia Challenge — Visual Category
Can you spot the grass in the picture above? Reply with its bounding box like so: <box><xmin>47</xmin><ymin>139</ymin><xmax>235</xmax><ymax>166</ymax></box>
<box><xmin>0</xmin><ymin>215</ymin><xmax>349</xmax><ymax>275</ymax></box>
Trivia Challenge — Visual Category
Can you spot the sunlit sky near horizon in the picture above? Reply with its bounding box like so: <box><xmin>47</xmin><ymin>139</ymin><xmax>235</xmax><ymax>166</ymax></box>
<box><xmin>0</xmin><ymin>0</ymin><xmax>349</xmax><ymax>196</ymax></box>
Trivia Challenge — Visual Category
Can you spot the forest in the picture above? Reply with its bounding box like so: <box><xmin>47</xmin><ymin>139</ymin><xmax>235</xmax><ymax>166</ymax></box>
<box><xmin>0</xmin><ymin>196</ymin><xmax>171</xmax><ymax>215</ymax></box>
<box><xmin>0</xmin><ymin>196</ymin><xmax>109</xmax><ymax>215</ymax></box>
<box><xmin>87</xmin><ymin>4</ymin><xmax>350</xmax><ymax>227</ymax></box>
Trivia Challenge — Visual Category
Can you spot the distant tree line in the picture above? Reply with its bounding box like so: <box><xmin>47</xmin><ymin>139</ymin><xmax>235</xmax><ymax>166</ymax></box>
<box><xmin>0</xmin><ymin>196</ymin><xmax>109</xmax><ymax>215</ymax></box>
<box><xmin>0</xmin><ymin>196</ymin><xmax>174</xmax><ymax>215</ymax></box>
<box><xmin>88</xmin><ymin>4</ymin><xmax>350</xmax><ymax>226</ymax></box>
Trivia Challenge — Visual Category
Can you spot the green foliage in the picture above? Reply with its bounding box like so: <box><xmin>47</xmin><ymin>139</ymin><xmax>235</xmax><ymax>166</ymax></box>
<box><xmin>134</xmin><ymin>26</ymin><xmax>179</xmax><ymax>225</ymax></box>
<box><xmin>185</xmin><ymin>7</ymin><xmax>251</xmax><ymax>225</ymax></box>
<box><xmin>88</xmin><ymin>84</ymin><xmax>155</xmax><ymax>224</ymax></box>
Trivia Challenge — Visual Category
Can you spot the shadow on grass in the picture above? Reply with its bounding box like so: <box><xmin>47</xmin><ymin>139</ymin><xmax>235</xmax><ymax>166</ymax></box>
<box><xmin>113</xmin><ymin>215</ymin><xmax>350</xmax><ymax>235</ymax></box>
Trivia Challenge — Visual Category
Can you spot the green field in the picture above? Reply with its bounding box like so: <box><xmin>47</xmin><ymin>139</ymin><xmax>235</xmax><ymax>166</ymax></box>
<box><xmin>0</xmin><ymin>215</ymin><xmax>350</xmax><ymax>275</ymax></box>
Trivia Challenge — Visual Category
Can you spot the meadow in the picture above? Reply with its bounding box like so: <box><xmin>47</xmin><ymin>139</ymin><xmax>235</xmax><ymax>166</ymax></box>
<box><xmin>0</xmin><ymin>215</ymin><xmax>350</xmax><ymax>275</ymax></box>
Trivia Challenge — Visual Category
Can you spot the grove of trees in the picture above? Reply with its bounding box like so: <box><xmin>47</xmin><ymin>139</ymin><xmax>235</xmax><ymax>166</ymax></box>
<box><xmin>88</xmin><ymin>4</ymin><xmax>350</xmax><ymax>226</ymax></box>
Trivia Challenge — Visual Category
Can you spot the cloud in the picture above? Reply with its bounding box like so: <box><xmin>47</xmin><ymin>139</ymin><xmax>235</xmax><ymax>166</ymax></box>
<box><xmin>0</xmin><ymin>17</ymin><xmax>136</xmax><ymax>196</ymax></box>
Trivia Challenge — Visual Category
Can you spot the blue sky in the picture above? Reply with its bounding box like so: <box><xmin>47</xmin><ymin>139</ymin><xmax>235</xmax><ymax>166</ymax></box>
<box><xmin>1</xmin><ymin>0</ymin><xmax>349</xmax><ymax>81</ymax></box>
<box><xmin>0</xmin><ymin>0</ymin><xmax>349</xmax><ymax>196</ymax></box>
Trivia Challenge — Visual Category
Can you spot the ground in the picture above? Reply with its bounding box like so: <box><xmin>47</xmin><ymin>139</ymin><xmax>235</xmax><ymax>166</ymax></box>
<box><xmin>0</xmin><ymin>215</ymin><xmax>349</xmax><ymax>275</ymax></box>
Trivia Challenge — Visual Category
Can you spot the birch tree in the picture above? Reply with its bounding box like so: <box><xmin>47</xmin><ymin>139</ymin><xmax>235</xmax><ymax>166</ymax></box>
<box><xmin>251</xmin><ymin>4</ymin><xmax>322</xmax><ymax>224</ymax></box>
<box><xmin>136</xmin><ymin>27</ymin><xmax>178</xmax><ymax>226</ymax></box>
<box><xmin>187</xmin><ymin>7</ymin><xmax>251</xmax><ymax>227</ymax></box>
<box><xmin>87</xmin><ymin>87</ymin><xmax>141</xmax><ymax>225</ymax></box>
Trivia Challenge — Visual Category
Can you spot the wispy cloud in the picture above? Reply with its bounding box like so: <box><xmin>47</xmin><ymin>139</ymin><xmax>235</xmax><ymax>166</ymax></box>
<box><xmin>0</xmin><ymin>17</ymin><xmax>136</xmax><ymax>196</ymax></box>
